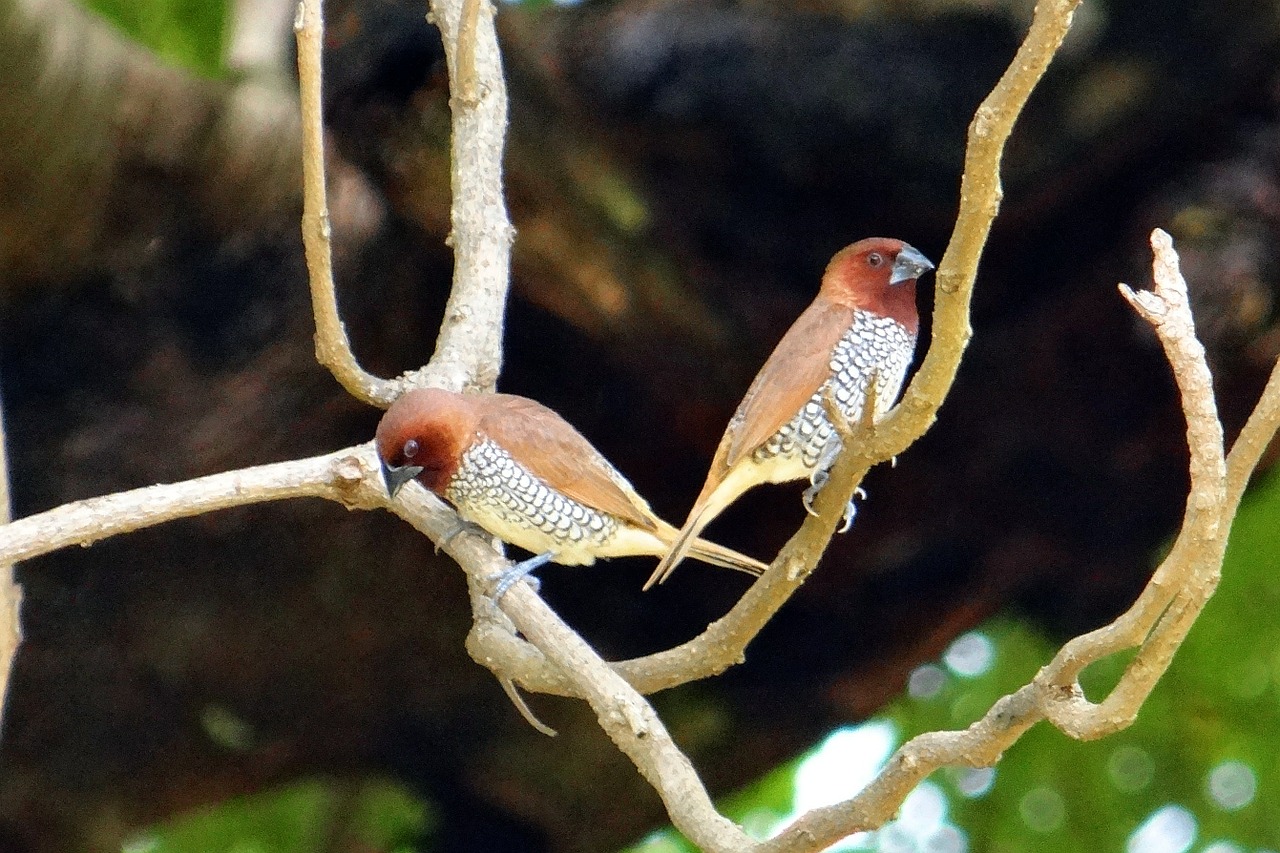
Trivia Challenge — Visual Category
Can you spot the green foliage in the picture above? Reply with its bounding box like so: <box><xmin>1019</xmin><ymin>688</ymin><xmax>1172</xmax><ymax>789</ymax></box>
<box><xmin>123</xmin><ymin>777</ymin><xmax>434</xmax><ymax>853</ymax></box>
<box><xmin>77</xmin><ymin>0</ymin><xmax>227</xmax><ymax>78</ymax></box>
<box><xmin>630</xmin><ymin>471</ymin><xmax>1280</xmax><ymax>853</ymax></box>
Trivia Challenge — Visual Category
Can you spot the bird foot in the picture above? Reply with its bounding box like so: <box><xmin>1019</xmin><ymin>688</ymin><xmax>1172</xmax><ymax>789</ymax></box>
<box><xmin>802</xmin><ymin>469</ymin><xmax>830</xmax><ymax>517</ymax></box>
<box><xmin>492</xmin><ymin>551</ymin><xmax>553</xmax><ymax>602</ymax></box>
<box><xmin>836</xmin><ymin>487</ymin><xmax>868</xmax><ymax>534</ymax></box>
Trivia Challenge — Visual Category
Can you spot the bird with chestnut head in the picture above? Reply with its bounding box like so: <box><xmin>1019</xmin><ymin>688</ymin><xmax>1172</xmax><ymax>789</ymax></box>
<box><xmin>376</xmin><ymin>388</ymin><xmax>768</xmax><ymax>594</ymax></box>
<box><xmin>647</xmin><ymin>237</ymin><xmax>933</xmax><ymax>588</ymax></box>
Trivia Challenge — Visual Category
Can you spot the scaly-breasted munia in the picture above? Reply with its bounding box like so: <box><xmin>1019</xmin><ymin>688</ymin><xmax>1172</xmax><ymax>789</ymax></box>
<box><xmin>376</xmin><ymin>388</ymin><xmax>769</xmax><ymax>590</ymax></box>
<box><xmin>646</xmin><ymin>237</ymin><xmax>933</xmax><ymax>589</ymax></box>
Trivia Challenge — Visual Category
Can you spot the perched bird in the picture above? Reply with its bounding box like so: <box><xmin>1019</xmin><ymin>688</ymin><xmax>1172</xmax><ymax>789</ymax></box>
<box><xmin>376</xmin><ymin>388</ymin><xmax>769</xmax><ymax>592</ymax></box>
<box><xmin>646</xmin><ymin>237</ymin><xmax>933</xmax><ymax>589</ymax></box>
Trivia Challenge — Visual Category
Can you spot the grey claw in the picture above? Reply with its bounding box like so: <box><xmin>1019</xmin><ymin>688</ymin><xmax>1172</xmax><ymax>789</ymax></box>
<box><xmin>837</xmin><ymin>500</ymin><xmax>857</xmax><ymax>534</ymax></box>
<box><xmin>837</xmin><ymin>488</ymin><xmax>867</xmax><ymax>534</ymax></box>
<box><xmin>802</xmin><ymin>483</ymin><xmax>821</xmax><ymax>517</ymax></box>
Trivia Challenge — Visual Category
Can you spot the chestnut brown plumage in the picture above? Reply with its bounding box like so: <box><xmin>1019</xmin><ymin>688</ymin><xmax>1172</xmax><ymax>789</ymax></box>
<box><xmin>375</xmin><ymin>389</ymin><xmax>769</xmax><ymax>582</ymax></box>
<box><xmin>646</xmin><ymin>238</ymin><xmax>933</xmax><ymax>589</ymax></box>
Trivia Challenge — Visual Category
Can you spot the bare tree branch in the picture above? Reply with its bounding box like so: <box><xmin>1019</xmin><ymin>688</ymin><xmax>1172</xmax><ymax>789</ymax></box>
<box><xmin>295</xmin><ymin>0</ymin><xmax>401</xmax><ymax>407</ymax></box>
<box><xmin>0</xmin><ymin>385</ymin><xmax>18</xmax><ymax>732</ymax></box>
<box><xmin>872</xmin><ymin>0</ymin><xmax>1082</xmax><ymax>458</ymax></box>
<box><xmin>1226</xmin><ymin>355</ymin><xmax>1280</xmax><ymax>510</ymax></box>
<box><xmin>294</xmin><ymin>0</ymin><xmax>513</xmax><ymax>402</ymax></box>
<box><xmin>0</xmin><ymin>448</ymin><xmax>391</xmax><ymax>566</ymax></box>
<box><xmin>407</xmin><ymin>0</ymin><xmax>515</xmax><ymax>394</ymax></box>
<box><xmin>759</xmin><ymin>230</ymin><xmax>1280</xmax><ymax>853</ymax></box>
<box><xmin>1038</xmin><ymin>229</ymin><xmax>1227</xmax><ymax>735</ymax></box>
<box><xmin>2</xmin><ymin>0</ymin><xmax>1274</xmax><ymax>847</ymax></box>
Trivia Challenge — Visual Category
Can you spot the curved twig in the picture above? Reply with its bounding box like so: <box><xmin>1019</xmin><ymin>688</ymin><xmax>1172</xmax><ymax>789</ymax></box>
<box><xmin>0</xmin><ymin>385</ymin><xmax>18</xmax><ymax>729</ymax></box>
<box><xmin>295</xmin><ymin>0</ymin><xmax>401</xmax><ymax>406</ymax></box>
<box><xmin>759</xmin><ymin>230</ymin><xmax>1274</xmax><ymax>852</ymax></box>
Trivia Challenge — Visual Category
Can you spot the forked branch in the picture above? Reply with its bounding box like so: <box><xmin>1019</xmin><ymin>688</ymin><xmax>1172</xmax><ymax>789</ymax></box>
<box><xmin>1</xmin><ymin>0</ymin><xmax>1276</xmax><ymax>851</ymax></box>
<box><xmin>759</xmin><ymin>231</ymin><xmax>1279</xmax><ymax>852</ymax></box>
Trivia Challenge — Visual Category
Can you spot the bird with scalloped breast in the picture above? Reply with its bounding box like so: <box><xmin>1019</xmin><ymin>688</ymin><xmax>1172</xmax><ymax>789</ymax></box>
<box><xmin>376</xmin><ymin>388</ymin><xmax>768</xmax><ymax>594</ymax></box>
<box><xmin>645</xmin><ymin>237</ymin><xmax>933</xmax><ymax>589</ymax></box>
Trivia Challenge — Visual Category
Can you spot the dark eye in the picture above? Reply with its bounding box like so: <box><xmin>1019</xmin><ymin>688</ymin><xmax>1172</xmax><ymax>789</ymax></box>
<box><xmin>867</xmin><ymin>252</ymin><xmax>884</xmax><ymax>268</ymax></box>
<box><xmin>403</xmin><ymin>439</ymin><xmax>420</xmax><ymax>459</ymax></box>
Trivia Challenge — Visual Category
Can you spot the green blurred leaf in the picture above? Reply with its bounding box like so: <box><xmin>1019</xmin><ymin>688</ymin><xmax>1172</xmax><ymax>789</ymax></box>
<box><xmin>123</xmin><ymin>777</ymin><xmax>434</xmax><ymax>853</ymax></box>
<box><xmin>77</xmin><ymin>0</ymin><xmax>227</xmax><ymax>77</ymax></box>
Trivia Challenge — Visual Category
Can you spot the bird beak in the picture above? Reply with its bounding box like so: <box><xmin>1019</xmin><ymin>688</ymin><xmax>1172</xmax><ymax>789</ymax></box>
<box><xmin>890</xmin><ymin>244</ymin><xmax>935</xmax><ymax>285</ymax></box>
<box><xmin>381</xmin><ymin>460</ymin><xmax>425</xmax><ymax>497</ymax></box>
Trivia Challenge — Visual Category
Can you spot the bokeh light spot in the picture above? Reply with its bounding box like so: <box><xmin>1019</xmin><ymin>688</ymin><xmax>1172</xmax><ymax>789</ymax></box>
<box><xmin>1018</xmin><ymin>787</ymin><xmax>1065</xmax><ymax>833</ymax></box>
<box><xmin>924</xmin><ymin>824</ymin><xmax>969</xmax><ymax>853</ymax></box>
<box><xmin>943</xmin><ymin>632</ymin><xmax>995</xmax><ymax>678</ymax></box>
<box><xmin>121</xmin><ymin>836</ymin><xmax>159</xmax><ymax>853</ymax></box>
<box><xmin>909</xmin><ymin>664</ymin><xmax>947</xmax><ymax>699</ymax></box>
<box><xmin>1206</xmin><ymin>761</ymin><xmax>1256</xmax><ymax>811</ymax></box>
<box><xmin>899</xmin><ymin>782</ymin><xmax>947</xmax><ymax>835</ymax></box>
<box><xmin>1108</xmin><ymin>745</ymin><xmax>1155</xmax><ymax>793</ymax></box>
<box><xmin>950</xmin><ymin>766</ymin><xmax>996</xmax><ymax>799</ymax></box>
<box><xmin>1201</xmin><ymin>841</ymin><xmax>1244</xmax><ymax>853</ymax></box>
<box><xmin>1126</xmin><ymin>804</ymin><xmax>1196</xmax><ymax>853</ymax></box>
<box><xmin>792</xmin><ymin>722</ymin><xmax>897</xmax><ymax>814</ymax></box>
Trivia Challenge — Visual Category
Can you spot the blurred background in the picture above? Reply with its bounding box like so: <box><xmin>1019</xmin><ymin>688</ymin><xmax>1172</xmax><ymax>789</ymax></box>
<box><xmin>0</xmin><ymin>0</ymin><xmax>1278</xmax><ymax>850</ymax></box>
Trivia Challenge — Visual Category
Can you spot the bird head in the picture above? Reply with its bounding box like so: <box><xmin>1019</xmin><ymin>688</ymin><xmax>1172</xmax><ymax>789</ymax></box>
<box><xmin>822</xmin><ymin>238</ymin><xmax>934</xmax><ymax>331</ymax></box>
<box><xmin>374</xmin><ymin>389</ymin><xmax>477</xmax><ymax>497</ymax></box>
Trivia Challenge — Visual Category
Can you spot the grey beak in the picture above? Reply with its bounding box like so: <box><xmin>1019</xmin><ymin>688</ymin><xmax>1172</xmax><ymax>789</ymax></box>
<box><xmin>890</xmin><ymin>244</ymin><xmax>935</xmax><ymax>285</ymax></box>
<box><xmin>381</xmin><ymin>460</ymin><xmax>424</xmax><ymax>497</ymax></box>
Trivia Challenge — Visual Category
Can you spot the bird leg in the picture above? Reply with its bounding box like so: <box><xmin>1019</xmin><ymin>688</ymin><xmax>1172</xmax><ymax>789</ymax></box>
<box><xmin>802</xmin><ymin>436</ymin><xmax>870</xmax><ymax>532</ymax></box>
<box><xmin>492</xmin><ymin>551</ymin><xmax>554</xmax><ymax>601</ymax></box>
<box><xmin>802</xmin><ymin>436</ymin><xmax>847</xmax><ymax>517</ymax></box>
<box><xmin>434</xmin><ymin>518</ymin><xmax>486</xmax><ymax>554</ymax></box>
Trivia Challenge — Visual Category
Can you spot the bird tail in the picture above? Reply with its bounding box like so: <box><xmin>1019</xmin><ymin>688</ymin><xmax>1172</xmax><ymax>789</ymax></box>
<box><xmin>685</xmin><ymin>536</ymin><xmax>768</xmax><ymax>577</ymax></box>
<box><xmin>644</xmin><ymin>505</ymin><xmax>717</xmax><ymax>590</ymax></box>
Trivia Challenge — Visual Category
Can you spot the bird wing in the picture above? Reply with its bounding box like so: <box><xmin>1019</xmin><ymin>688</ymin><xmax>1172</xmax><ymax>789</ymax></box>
<box><xmin>478</xmin><ymin>394</ymin><xmax>659</xmax><ymax>531</ymax></box>
<box><xmin>717</xmin><ymin>300</ymin><xmax>856</xmax><ymax>473</ymax></box>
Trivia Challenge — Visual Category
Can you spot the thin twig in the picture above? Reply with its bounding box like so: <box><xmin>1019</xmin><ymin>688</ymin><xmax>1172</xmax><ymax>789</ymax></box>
<box><xmin>873</xmin><ymin>0</ymin><xmax>1082</xmax><ymax>459</ymax></box>
<box><xmin>759</xmin><ymin>230</ymin><xmax>1271</xmax><ymax>852</ymax></box>
<box><xmin>405</xmin><ymin>0</ymin><xmax>515</xmax><ymax>393</ymax></box>
<box><xmin>0</xmin><ymin>385</ymin><xmax>18</xmax><ymax>731</ymax></box>
<box><xmin>0</xmin><ymin>447</ymin><xmax>387</xmax><ymax>566</ymax></box>
<box><xmin>1225</xmin><ymin>355</ymin><xmax>1280</xmax><ymax>510</ymax></box>
<box><xmin>294</xmin><ymin>0</ymin><xmax>401</xmax><ymax>407</ymax></box>
<box><xmin>1037</xmin><ymin>229</ymin><xmax>1227</xmax><ymax>736</ymax></box>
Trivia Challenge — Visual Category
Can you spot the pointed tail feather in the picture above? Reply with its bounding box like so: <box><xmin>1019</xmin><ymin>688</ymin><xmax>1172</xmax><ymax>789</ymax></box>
<box><xmin>685</xmin><ymin>537</ymin><xmax>768</xmax><ymax>576</ymax></box>
<box><xmin>644</xmin><ymin>508</ymin><xmax>714</xmax><ymax>590</ymax></box>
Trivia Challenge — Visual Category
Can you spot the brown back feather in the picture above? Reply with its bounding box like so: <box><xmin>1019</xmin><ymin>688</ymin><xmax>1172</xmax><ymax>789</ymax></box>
<box><xmin>714</xmin><ymin>300</ymin><xmax>856</xmax><ymax>478</ymax></box>
<box><xmin>476</xmin><ymin>394</ymin><xmax>659</xmax><ymax>531</ymax></box>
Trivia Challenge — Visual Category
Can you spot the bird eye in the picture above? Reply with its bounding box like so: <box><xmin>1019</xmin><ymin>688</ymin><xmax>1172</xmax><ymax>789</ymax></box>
<box><xmin>403</xmin><ymin>439</ymin><xmax>420</xmax><ymax>459</ymax></box>
<box><xmin>867</xmin><ymin>252</ymin><xmax>884</xmax><ymax>268</ymax></box>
